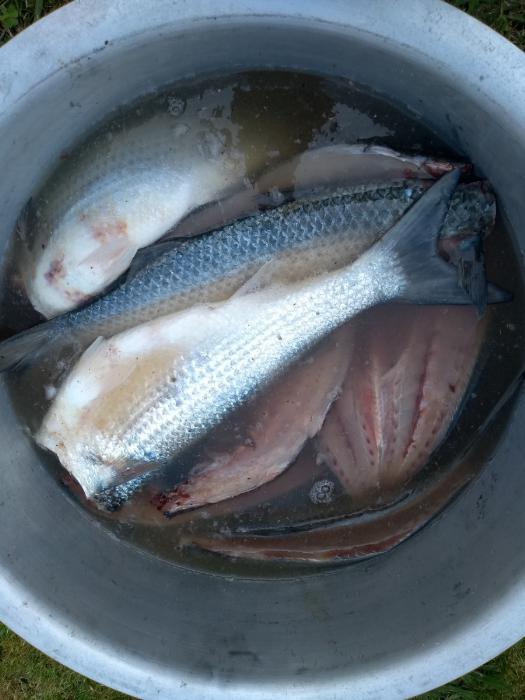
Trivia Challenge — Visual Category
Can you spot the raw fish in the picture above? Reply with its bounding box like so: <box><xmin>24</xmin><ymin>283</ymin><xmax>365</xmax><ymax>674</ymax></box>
<box><xmin>0</xmin><ymin>180</ymin><xmax>494</xmax><ymax>372</ymax></box>
<box><xmin>37</xmin><ymin>172</ymin><xmax>503</xmax><ymax>502</ymax></box>
<box><xmin>315</xmin><ymin>304</ymin><xmax>485</xmax><ymax>508</ymax></box>
<box><xmin>20</xmin><ymin>138</ymin><xmax>463</xmax><ymax>319</ymax></box>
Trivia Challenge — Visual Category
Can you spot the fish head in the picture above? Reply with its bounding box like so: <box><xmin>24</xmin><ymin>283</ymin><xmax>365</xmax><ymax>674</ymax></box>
<box><xmin>35</xmin><ymin>319</ymin><xmax>199</xmax><ymax>497</ymax></box>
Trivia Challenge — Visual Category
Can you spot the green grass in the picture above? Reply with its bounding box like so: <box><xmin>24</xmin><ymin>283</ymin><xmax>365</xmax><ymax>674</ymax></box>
<box><xmin>0</xmin><ymin>625</ymin><xmax>128</xmax><ymax>699</ymax></box>
<box><xmin>416</xmin><ymin>640</ymin><xmax>525</xmax><ymax>699</ymax></box>
<box><xmin>450</xmin><ymin>0</ymin><xmax>525</xmax><ymax>49</ymax></box>
<box><xmin>0</xmin><ymin>0</ymin><xmax>68</xmax><ymax>43</ymax></box>
<box><xmin>0</xmin><ymin>1</ymin><xmax>524</xmax><ymax>699</ymax></box>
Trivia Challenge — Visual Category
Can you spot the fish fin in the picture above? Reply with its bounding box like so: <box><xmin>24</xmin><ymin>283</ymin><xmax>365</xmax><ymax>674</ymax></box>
<box><xmin>231</xmin><ymin>257</ymin><xmax>289</xmax><ymax>297</ymax></box>
<box><xmin>14</xmin><ymin>199</ymin><xmax>38</xmax><ymax>286</ymax></box>
<box><xmin>379</xmin><ymin>170</ymin><xmax>510</xmax><ymax>307</ymax></box>
<box><xmin>256</xmin><ymin>144</ymin><xmax>465</xmax><ymax>196</ymax></box>
<box><xmin>78</xmin><ymin>335</ymin><xmax>105</xmax><ymax>361</ymax></box>
<box><xmin>439</xmin><ymin>233</ymin><xmax>489</xmax><ymax>313</ymax></box>
<box><xmin>457</xmin><ymin>244</ymin><xmax>488</xmax><ymax>315</ymax></box>
<box><xmin>0</xmin><ymin>320</ymin><xmax>58</xmax><ymax>372</ymax></box>
<box><xmin>15</xmin><ymin>199</ymin><xmax>35</xmax><ymax>246</ymax></box>
<box><xmin>161</xmin><ymin>185</ymin><xmax>264</xmax><ymax>240</ymax></box>
<box><xmin>126</xmin><ymin>240</ymin><xmax>182</xmax><ymax>280</ymax></box>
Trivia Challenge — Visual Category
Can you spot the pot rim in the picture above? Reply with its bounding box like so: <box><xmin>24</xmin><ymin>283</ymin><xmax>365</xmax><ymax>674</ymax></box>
<box><xmin>1</xmin><ymin>1</ymin><xmax>525</xmax><ymax>698</ymax></box>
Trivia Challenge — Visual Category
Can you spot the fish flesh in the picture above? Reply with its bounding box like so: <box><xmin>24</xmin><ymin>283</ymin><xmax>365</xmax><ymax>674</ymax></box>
<box><xmin>20</xmin><ymin>138</ymin><xmax>462</xmax><ymax>320</ymax></box>
<box><xmin>183</xmin><ymin>475</ymin><xmax>457</xmax><ymax>562</ymax></box>
<box><xmin>0</xmin><ymin>179</ymin><xmax>495</xmax><ymax>373</ymax></box>
<box><xmin>90</xmin><ymin>438</ymin><xmax>330</xmax><ymax>528</ymax></box>
<box><xmin>186</xmin><ymin>404</ymin><xmax>487</xmax><ymax>565</ymax></box>
<box><xmin>315</xmin><ymin>304</ymin><xmax>485</xmax><ymax>509</ymax></box>
<box><xmin>154</xmin><ymin>326</ymin><xmax>352</xmax><ymax>515</ymax></box>
<box><xmin>188</xmin><ymin>305</ymin><xmax>486</xmax><ymax>562</ymax></box>
<box><xmin>37</xmin><ymin>171</ymin><xmax>504</xmax><ymax>501</ymax></box>
<box><xmin>256</xmin><ymin>144</ymin><xmax>463</xmax><ymax>197</ymax></box>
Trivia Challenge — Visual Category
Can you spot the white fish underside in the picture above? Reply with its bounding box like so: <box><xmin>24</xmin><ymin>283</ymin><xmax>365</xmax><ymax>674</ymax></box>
<box><xmin>23</xmin><ymin>105</ymin><xmax>246</xmax><ymax>318</ymax></box>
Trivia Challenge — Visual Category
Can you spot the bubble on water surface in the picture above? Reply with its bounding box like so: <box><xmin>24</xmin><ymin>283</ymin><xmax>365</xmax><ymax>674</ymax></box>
<box><xmin>309</xmin><ymin>480</ymin><xmax>335</xmax><ymax>505</ymax></box>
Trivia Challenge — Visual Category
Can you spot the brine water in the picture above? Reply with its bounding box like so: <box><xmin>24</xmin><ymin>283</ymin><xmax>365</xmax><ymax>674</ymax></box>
<box><xmin>1</xmin><ymin>70</ymin><xmax>524</xmax><ymax>576</ymax></box>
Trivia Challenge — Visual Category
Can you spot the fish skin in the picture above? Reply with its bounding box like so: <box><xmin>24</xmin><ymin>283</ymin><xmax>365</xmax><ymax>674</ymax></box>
<box><xmin>36</xmin><ymin>171</ymin><xmax>474</xmax><ymax>500</ymax></box>
<box><xmin>0</xmin><ymin>180</ymin><xmax>495</xmax><ymax>373</ymax></box>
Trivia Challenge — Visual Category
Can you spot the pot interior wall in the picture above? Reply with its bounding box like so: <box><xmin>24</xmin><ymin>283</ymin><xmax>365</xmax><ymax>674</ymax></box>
<box><xmin>1</xmin><ymin>10</ymin><xmax>524</xmax><ymax>700</ymax></box>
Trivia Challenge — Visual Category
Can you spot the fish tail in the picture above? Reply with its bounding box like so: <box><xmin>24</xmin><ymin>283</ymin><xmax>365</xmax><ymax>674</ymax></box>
<box><xmin>381</xmin><ymin>170</ymin><xmax>510</xmax><ymax>308</ymax></box>
<box><xmin>0</xmin><ymin>320</ymin><xmax>59</xmax><ymax>372</ymax></box>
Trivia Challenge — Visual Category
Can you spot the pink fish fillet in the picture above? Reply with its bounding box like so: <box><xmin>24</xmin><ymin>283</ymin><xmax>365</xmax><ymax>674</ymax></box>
<box><xmin>315</xmin><ymin>304</ymin><xmax>486</xmax><ymax>509</ymax></box>
<box><xmin>187</xmin><ymin>450</ymin><xmax>479</xmax><ymax>562</ymax></box>
<box><xmin>155</xmin><ymin>326</ymin><xmax>353</xmax><ymax>517</ymax></box>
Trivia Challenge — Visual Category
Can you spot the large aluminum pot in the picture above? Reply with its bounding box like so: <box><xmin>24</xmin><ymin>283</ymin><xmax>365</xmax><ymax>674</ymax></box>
<box><xmin>1</xmin><ymin>1</ymin><xmax>524</xmax><ymax>698</ymax></box>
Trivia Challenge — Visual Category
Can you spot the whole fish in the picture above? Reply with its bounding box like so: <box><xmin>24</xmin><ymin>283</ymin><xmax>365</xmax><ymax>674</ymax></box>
<box><xmin>0</xmin><ymin>179</ymin><xmax>495</xmax><ymax>372</ymax></box>
<box><xmin>37</xmin><ymin>171</ymin><xmax>506</xmax><ymax>501</ymax></box>
<box><xmin>20</xmin><ymin>136</ymin><xmax>461</xmax><ymax>320</ymax></box>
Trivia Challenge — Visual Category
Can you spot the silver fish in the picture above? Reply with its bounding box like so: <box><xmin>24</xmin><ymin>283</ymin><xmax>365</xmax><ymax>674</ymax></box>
<box><xmin>37</xmin><ymin>171</ymin><xmax>505</xmax><ymax>500</ymax></box>
<box><xmin>20</xmin><ymin>136</ymin><xmax>460</xmax><ymax>320</ymax></box>
<box><xmin>0</xmin><ymin>180</ymin><xmax>495</xmax><ymax>372</ymax></box>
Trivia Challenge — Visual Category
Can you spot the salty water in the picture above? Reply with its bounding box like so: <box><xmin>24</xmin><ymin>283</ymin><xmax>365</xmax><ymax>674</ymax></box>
<box><xmin>2</xmin><ymin>70</ymin><xmax>524</xmax><ymax>576</ymax></box>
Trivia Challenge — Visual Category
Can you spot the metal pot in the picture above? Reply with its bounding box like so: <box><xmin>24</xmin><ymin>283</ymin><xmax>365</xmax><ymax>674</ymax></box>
<box><xmin>1</xmin><ymin>1</ymin><xmax>524</xmax><ymax>698</ymax></box>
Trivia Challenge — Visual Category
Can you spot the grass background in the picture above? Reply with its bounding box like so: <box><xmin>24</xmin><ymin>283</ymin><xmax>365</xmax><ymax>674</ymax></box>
<box><xmin>0</xmin><ymin>0</ymin><xmax>524</xmax><ymax>698</ymax></box>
